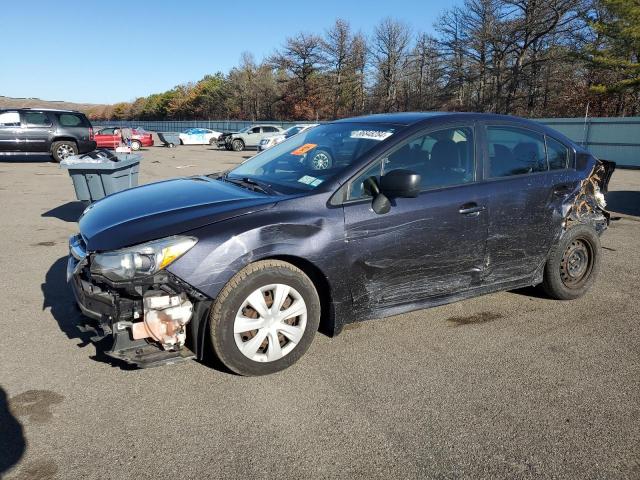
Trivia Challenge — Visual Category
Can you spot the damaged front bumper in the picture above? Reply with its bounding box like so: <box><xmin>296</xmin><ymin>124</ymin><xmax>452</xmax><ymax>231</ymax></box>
<box><xmin>67</xmin><ymin>235</ymin><xmax>207</xmax><ymax>368</ymax></box>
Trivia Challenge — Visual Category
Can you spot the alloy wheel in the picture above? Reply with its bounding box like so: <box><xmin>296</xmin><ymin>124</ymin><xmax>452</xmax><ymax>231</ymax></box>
<box><xmin>56</xmin><ymin>144</ymin><xmax>75</xmax><ymax>159</ymax></box>
<box><xmin>311</xmin><ymin>151</ymin><xmax>330</xmax><ymax>170</ymax></box>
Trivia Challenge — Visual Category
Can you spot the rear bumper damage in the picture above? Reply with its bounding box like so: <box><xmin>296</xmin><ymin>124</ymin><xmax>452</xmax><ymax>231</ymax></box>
<box><xmin>565</xmin><ymin>159</ymin><xmax>616</xmax><ymax>233</ymax></box>
<box><xmin>67</xmin><ymin>237</ymin><xmax>209</xmax><ymax>368</ymax></box>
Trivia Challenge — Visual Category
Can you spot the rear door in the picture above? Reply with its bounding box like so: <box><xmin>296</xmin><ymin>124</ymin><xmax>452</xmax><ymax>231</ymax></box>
<box><xmin>0</xmin><ymin>111</ymin><xmax>22</xmax><ymax>152</ymax></box>
<box><xmin>479</xmin><ymin>123</ymin><xmax>568</xmax><ymax>284</ymax></box>
<box><xmin>54</xmin><ymin>112</ymin><xmax>93</xmax><ymax>149</ymax></box>
<box><xmin>20</xmin><ymin>111</ymin><xmax>53</xmax><ymax>152</ymax></box>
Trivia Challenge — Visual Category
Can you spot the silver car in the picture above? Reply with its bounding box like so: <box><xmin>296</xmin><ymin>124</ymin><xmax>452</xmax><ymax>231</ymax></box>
<box><xmin>257</xmin><ymin>124</ymin><xmax>319</xmax><ymax>151</ymax></box>
<box><xmin>221</xmin><ymin>125</ymin><xmax>284</xmax><ymax>151</ymax></box>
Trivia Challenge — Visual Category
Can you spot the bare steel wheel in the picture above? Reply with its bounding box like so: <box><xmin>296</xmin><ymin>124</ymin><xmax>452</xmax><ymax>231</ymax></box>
<box><xmin>541</xmin><ymin>224</ymin><xmax>601</xmax><ymax>300</ymax></box>
<box><xmin>560</xmin><ymin>239</ymin><xmax>593</xmax><ymax>288</ymax></box>
<box><xmin>209</xmin><ymin>260</ymin><xmax>320</xmax><ymax>376</ymax></box>
<box><xmin>234</xmin><ymin>284</ymin><xmax>307</xmax><ymax>362</ymax></box>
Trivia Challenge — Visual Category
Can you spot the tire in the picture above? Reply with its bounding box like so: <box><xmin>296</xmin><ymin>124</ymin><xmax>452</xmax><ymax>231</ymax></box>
<box><xmin>541</xmin><ymin>224</ymin><xmax>601</xmax><ymax>300</ymax></box>
<box><xmin>130</xmin><ymin>140</ymin><xmax>142</xmax><ymax>151</ymax></box>
<box><xmin>209</xmin><ymin>137</ymin><xmax>217</xmax><ymax>145</ymax></box>
<box><xmin>168</xmin><ymin>143</ymin><xmax>175</xmax><ymax>148</ymax></box>
<box><xmin>209</xmin><ymin>260</ymin><xmax>321</xmax><ymax>376</ymax></box>
<box><xmin>307</xmin><ymin>148</ymin><xmax>333</xmax><ymax>170</ymax></box>
<box><xmin>50</xmin><ymin>140</ymin><xmax>78</xmax><ymax>163</ymax></box>
<box><xmin>231</xmin><ymin>139</ymin><xmax>245</xmax><ymax>152</ymax></box>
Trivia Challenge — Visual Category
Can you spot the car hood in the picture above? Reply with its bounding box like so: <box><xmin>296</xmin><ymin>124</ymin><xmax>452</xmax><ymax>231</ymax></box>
<box><xmin>79</xmin><ymin>176</ymin><xmax>276</xmax><ymax>251</ymax></box>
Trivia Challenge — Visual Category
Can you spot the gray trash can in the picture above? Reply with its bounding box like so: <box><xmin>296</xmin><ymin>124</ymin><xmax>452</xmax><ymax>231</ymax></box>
<box><xmin>157</xmin><ymin>131</ymin><xmax>181</xmax><ymax>147</ymax></box>
<box><xmin>60</xmin><ymin>150</ymin><xmax>141</xmax><ymax>203</ymax></box>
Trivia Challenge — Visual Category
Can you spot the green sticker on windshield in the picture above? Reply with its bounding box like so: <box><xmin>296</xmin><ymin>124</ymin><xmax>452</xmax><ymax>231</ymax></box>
<box><xmin>298</xmin><ymin>175</ymin><xmax>323</xmax><ymax>186</ymax></box>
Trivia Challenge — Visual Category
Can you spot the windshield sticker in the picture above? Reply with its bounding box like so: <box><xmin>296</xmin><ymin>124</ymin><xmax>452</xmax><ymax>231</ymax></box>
<box><xmin>298</xmin><ymin>175</ymin><xmax>323</xmax><ymax>186</ymax></box>
<box><xmin>350</xmin><ymin>130</ymin><xmax>393</xmax><ymax>141</ymax></box>
<box><xmin>291</xmin><ymin>143</ymin><xmax>317</xmax><ymax>155</ymax></box>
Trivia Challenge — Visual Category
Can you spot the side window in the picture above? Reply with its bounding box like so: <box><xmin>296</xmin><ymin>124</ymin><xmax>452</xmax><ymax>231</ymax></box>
<box><xmin>99</xmin><ymin>128</ymin><xmax>115</xmax><ymax>135</ymax></box>
<box><xmin>264</xmin><ymin>126</ymin><xmax>278</xmax><ymax>133</ymax></box>
<box><xmin>23</xmin><ymin>111</ymin><xmax>51</xmax><ymax>127</ymax></box>
<box><xmin>348</xmin><ymin>161</ymin><xmax>382</xmax><ymax>200</ymax></box>
<box><xmin>383</xmin><ymin>126</ymin><xmax>475</xmax><ymax>190</ymax></box>
<box><xmin>0</xmin><ymin>111</ymin><xmax>20</xmax><ymax>127</ymax></box>
<box><xmin>488</xmin><ymin>126</ymin><xmax>547</xmax><ymax>177</ymax></box>
<box><xmin>546</xmin><ymin>136</ymin><xmax>570</xmax><ymax>170</ymax></box>
<box><xmin>251</xmin><ymin>127</ymin><xmax>261</xmax><ymax>134</ymax></box>
<box><xmin>57</xmin><ymin>113</ymin><xmax>83</xmax><ymax>127</ymax></box>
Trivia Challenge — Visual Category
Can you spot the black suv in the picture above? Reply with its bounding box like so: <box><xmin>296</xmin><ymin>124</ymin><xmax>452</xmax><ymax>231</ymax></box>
<box><xmin>0</xmin><ymin>108</ymin><xmax>96</xmax><ymax>162</ymax></box>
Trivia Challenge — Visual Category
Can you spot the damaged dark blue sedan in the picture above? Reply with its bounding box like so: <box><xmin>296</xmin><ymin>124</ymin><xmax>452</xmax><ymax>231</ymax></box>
<box><xmin>68</xmin><ymin>113</ymin><xmax>615</xmax><ymax>375</ymax></box>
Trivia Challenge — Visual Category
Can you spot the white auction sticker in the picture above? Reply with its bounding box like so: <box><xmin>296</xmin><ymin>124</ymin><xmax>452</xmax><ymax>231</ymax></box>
<box><xmin>350</xmin><ymin>130</ymin><xmax>393</xmax><ymax>141</ymax></box>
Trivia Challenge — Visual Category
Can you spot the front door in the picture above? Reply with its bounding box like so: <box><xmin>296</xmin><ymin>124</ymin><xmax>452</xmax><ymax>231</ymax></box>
<box><xmin>342</xmin><ymin>124</ymin><xmax>489</xmax><ymax>317</ymax></box>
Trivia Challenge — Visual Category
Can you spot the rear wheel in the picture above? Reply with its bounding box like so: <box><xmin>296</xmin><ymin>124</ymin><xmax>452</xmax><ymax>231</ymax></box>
<box><xmin>130</xmin><ymin>140</ymin><xmax>142</xmax><ymax>151</ymax></box>
<box><xmin>51</xmin><ymin>141</ymin><xmax>78</xmax><ymax>162</ymax></box>
<box><xmin>209</xmin><ymin>260</ymin><xmax>320</xmax><ymax>376</ymax></box>
<box><xmin>541</xmin><ymin>224</ymin><xmax>601</xmax><ymax>300</ymax></box>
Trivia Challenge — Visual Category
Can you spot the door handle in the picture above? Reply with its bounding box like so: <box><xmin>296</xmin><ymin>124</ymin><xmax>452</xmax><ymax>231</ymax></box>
<box><xmin>459</xmin><ymin>203</ymin><xmax>486</xmax><ymax>215</ymax></box>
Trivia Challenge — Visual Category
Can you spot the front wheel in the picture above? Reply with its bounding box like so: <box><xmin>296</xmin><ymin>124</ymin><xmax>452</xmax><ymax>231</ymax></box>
<box><xmin>51</xmin><ymin>141</ymin><xmax>78</xmax><ymax>162</ymax></box>
<box><xmin>541</xmin><ymin>224</ymin><xmax>601</xmax><ymax>300</ymax></box>
<box><xmin>209</xmin><ymin>260</ymin><xmax>320</xmax><ymax>376</ymax></box>
<box><xmin>307</xmin><ymin>148</ymin><xmax>333</xmax><ymax>170</ymax></box>
<box><xmin>231</xmin><ymin>139</ymin><xmax>245</xmax><ymax>152</ymax></box>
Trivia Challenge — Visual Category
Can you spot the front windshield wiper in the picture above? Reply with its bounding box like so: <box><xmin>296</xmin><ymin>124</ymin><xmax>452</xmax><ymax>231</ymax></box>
<box><xmin>220</xmin><ymin>174</ymin><xmax>276</xmax><ymax>195</ymax></box>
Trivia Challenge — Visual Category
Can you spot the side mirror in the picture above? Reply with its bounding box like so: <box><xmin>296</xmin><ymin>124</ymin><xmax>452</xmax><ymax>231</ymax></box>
<box><xmin>379</xmin><ymin>169</ymin><xmax>421</xmax><ymax>198</ymax></box>
<box><xmin>363</xmin><ymin>176</ymin><xmax>391</xmax><ymax>215</ymax></box>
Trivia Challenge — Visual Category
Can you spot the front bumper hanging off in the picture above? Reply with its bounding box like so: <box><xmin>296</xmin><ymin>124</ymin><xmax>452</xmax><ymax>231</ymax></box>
<box><xmin>67</xmin><ymin>235</ymin><xmax>201</xmax><ymax>368</ymax></box>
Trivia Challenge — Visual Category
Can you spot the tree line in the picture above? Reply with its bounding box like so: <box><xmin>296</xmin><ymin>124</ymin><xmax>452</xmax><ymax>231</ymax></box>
<box><xmin>87</xmin><ymin>0</ymin><xmax>640</xmax><ymax>121</ymax></box>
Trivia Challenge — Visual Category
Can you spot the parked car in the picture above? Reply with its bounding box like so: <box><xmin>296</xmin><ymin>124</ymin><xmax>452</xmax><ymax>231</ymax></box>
<box><xmin>69</xmin><ymin>113</ymin><xmax>615</xmax><ymax>376</ymax></box>
<box><xmin>179</xmin><ymin>128</ymin><xmax>222</xmax><ymax>145</ymax></box>
<box><xmin>94</xmin><ymin>127</ymin><xmax>154</xmax><ymax>151</ymax></box>
<box><xmin>257</xmin><ymin>124</ymin><xmax>319</xmax><ymax>151</ymax></box>
<box><xmin>218</xmin><ymin>124</ymin><xmax>285</xmax><ymax>151</ymax></box>
<box><xmin>0</xmin><ymin>108</ymin><xmax>96</xmax><ymax>162</ymax></box>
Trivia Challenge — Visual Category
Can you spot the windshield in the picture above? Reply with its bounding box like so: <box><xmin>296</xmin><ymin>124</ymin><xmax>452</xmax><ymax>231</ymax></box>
<box><xmin>238</xmin><ymin>126</ymin><xmax>251</xmax><ymax>133</ymax></box>
<box><xmin>227</xmin><ymin>122</ymin><xmax>397</xmax><ymax>193</ymax></box>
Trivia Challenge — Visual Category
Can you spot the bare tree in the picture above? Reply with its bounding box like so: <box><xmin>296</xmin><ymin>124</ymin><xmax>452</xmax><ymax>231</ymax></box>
<box><xmin>322</xmin><ymin>19</ymin><xmax>352</xmax><ymax>117</ymax></box>
<box><xmin>371</xmin><ymin>18</ymin><xmax>411</xmax><ymax>112</ymax></box>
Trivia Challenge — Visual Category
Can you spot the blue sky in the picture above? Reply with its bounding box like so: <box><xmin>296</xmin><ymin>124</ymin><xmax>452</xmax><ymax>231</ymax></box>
<box><xmin>1</xmin><ymin>0</ymin><xmax>457</xmax><ymax>104</ymax></box>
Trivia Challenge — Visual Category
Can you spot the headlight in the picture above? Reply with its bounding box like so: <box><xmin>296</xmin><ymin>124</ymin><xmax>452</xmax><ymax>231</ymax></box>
<box><xmin>90</xmin><ymin>236</ymin><xmax>197</xmax><ymax>282</ymax></box>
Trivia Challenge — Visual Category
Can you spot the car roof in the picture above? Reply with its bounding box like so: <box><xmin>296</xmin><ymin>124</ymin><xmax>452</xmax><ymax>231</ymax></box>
<box><xmin>333</xmin><ymin>112</ymin><xmax>579</xmax><ymax>148</ymax></box>
<box><xmin>0</xmin><ymin>107</ymin><xmax>82</xmax><ymax>113</ymax></box>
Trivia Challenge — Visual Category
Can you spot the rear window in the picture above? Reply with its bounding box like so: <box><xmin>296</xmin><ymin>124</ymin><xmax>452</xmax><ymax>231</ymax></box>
<box><xmin>546</xmin><ymin>136</ymin><xmax>570</xmax><ymax>170</ymax></box>
<box><xmin>57</xmin><ymin>113</ymin><xmax>87</xmax><ymax>127</ymax></box>
<box><xmin>488</xmin><ymin>126</ymin><xmax>547</xmax><ymax>177</ymax></box>
<box><xmin>0</xmin><ymin>111</ymin><xmax>20</xmax><ymax>127</ymax></box>
<box><xmin>23</xmin><ymin>111</ymin><xmax>51</xmax><ymax>127</ymax></box>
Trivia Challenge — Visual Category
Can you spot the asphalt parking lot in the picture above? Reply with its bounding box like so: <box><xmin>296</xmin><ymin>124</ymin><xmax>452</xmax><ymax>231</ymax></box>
<box><xmin>1</xmin><ymin>138</ymin><xmax>639</xmax><ymax>479</ymax></box>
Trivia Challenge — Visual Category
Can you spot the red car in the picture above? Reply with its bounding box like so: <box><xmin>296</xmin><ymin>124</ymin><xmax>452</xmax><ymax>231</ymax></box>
<box><xmin>94</xmin><ymin>127</ymin><xmax>154</xmax><ymax>151</ymax></box>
